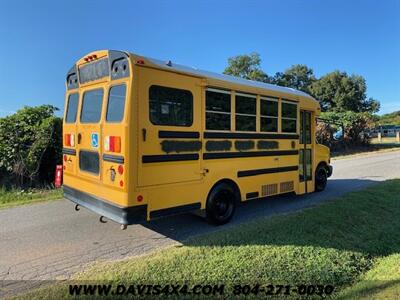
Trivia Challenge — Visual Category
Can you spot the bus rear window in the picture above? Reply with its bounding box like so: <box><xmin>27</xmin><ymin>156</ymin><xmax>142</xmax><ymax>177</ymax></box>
<box><xmin>81</xmin><ymin>89</ymin><xmax>104</xmax><ymax>123</ymax></box>
<box><xmin>106</xmin><ymin>85</ymin><xmax>126</xmax><ymax>122</ymax></box>
<box><xmin>65</xmin><ymin>93</ymin><xmax>79</xmax><ymax>123</ymax></box>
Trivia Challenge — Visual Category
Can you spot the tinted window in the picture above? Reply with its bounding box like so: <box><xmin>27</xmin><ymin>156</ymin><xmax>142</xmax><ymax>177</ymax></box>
<box><xmin>281</xmin><ymin>101</ymin><xmax>297</xmax><ymax>133</ymax></box>
<box><xmin>282</xmin><ymin>119</ymin><xmax>297</xmax><ymax>133</ymax></box>
<box><xmin>282</xmin><ymin>102</ymin><xmax>297</xmax><ymax>118</ymax></box>
<box><xmin>149</xmin><ymin>85</ymin><xmax>193</xmax><ymax>126</ymax></box>
<box><xmin>261</xmin><ymin>99</ymin><xmax>278</xmax><ymax>117</ymax></box>
<box><xmin>236</xmin><ymin>115</ymin><xmax>256</xmax><ymax>131</ymax></box>
<box><xmin>206</xmin><ymin>90</ymin><xmax>231</xmax><ymax>112</ymax></box>
<box><xmin>81</xmin><ymin>89</ymin><xmax>104</xmax><ymax>123</ymax></box>
<box><xmin>106</xmin><ymin>85</ymin><xmax>126</xmax><ymax>122</ymax></box>
<box><xmin>235</xmin><ymin>94</ymin><xmax>256</xmax><ymax>132</ymax></box>
<box><xmin>261</xmin><ymin>117</ymin><xmax>278</xmax><ymax>132</ymax></box>
<box><xmin>260</xmin><ymin>98</ymin><xmax>278</xmax><ymax>132</ymax></box>
<box><xmin>65</xmin><ymin>93</ymin><xmax>79</xmax><ymax>123</ymax></box>
<box><xmin>206</xmin><ymin>90</ymin><xmax>231</xmax><ymax>131</ymax></box>
<box><xmin>206</xmin><ymin>113</ymin><xmax>230</xmax><ymax>131</ymax></box>
<box><xmin>236</xmin><ymin>95</ymin><xmax>256</xmax><ymax>115</ymax></box>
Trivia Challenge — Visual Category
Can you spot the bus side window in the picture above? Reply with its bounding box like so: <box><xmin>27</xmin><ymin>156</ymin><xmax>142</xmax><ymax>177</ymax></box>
<box><xmin>281</xmin><ymin>101</ymin><xmax>297</xmax><ymax>133</ymax></box>
<box><xmin>206</xmin><ymin>89</ymin><xmax>231</xmax><ymax>131</ymax></box>
<box><xmin>235</xmin><ymin>93</ymin><xmax>256</xmax><ymax>132</ymax></box>
<box><xmin>106</xmin><ymin>84</ymin><xmax>126</xmax><ymax>123</ymax></box>
<box><xmin>149</xmin><ymin>85</ymin><xmax>193</xmax><ymax>127</ymax></box>
<box><xmin>260</xmin><ymin>97</ymin><xmax>278</xmax><ymax>132</ymax></box>
<box><xmin>65</xmin><ymin>93</ymin><xmax>79</xmax><ymax>123</ymax></box>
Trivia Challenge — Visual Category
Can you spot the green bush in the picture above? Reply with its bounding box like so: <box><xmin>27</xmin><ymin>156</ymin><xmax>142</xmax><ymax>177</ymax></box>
<box><xmin>317</xmin><ymin>111</ymin><xmax>374</xmax><ymax>150</ymax></box>
<box><xmin>0</xmin><ymin>105</ymin><xmax>62</xmax><ymax>188</ymax></box>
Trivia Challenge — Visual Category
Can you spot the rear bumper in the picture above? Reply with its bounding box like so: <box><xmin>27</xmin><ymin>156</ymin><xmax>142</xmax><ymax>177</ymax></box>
<box><xmin>63</xmin><ymin>185</ymin><xmax>147</xmax><ymax>225</ymax></box>
<box><xmin>327</xmin><ymin>165</ymin><xmax>333</xmax><ymax>177</ymax></box>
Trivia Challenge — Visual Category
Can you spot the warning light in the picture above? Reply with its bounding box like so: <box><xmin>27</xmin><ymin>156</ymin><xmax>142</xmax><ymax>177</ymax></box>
<box><xmin>118</xmin><ymin>165</ymin><xmax>124</xmax><ymax>175</ymax></box>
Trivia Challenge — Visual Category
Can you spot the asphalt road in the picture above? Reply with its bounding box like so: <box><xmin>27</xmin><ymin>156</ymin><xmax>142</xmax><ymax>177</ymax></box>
<box><xmin>1</xmin><ymin>150</ymin><xmax>399</xmax><ymax>295</ymax></box>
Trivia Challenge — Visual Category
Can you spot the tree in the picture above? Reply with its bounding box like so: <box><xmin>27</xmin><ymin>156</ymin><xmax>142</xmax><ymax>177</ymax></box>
<box><xmin>223</xmin><ymin>52</ymin><xmax>270</xmax><ymax>82</ymax></box>
<box><xmin>318</xmin><ymin>111</ymin><xmax>375</xmax><ymax>147</ymax></box>
<box><xmin>271</xmin><ymin>64</ymin><xmax>316</xmax><ymax>93</ymax></box>
<box><xmin>309</xmin><ymin>71</ymin><xmax>380</xmax><ymax>113</ymax></box>
<box><xmin>0</xmin><ymin>105</ymin><xmax>62</xmax><ymax>187</ymax></box>
<box><xmin>378</xmin><ymin>110</ymin><xmax>400</xmax><ymax>125</ymax></box>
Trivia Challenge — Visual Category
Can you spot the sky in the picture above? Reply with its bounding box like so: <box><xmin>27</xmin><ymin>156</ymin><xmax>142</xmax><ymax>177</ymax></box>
<box><xmin>0</xmin><ymin>0</ymin><xmax>399</xmax><ymax>117</ymax></box>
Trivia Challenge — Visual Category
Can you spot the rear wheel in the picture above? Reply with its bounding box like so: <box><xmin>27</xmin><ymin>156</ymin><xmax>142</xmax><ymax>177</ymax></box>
<box><xmin>315</xmin><ymin>166</ymin><xmax>328</xmax><ymax>192</ymax></box>
<box><xmin>206</xmin><ymin>182</ymin><xmax>238</xmax><ymax>225</ymax></box>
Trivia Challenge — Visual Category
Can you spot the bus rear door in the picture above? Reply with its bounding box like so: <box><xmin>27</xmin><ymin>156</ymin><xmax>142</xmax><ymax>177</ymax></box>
<box><xmin>75</xmin><ymin>87</ymin><xmax>104</xmax><ymax>183</ymax></box>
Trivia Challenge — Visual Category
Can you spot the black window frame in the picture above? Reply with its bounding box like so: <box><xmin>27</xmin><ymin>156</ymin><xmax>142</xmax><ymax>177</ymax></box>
<box><xmin>80</xmin><ymin>88</ymin><xmax>104</xmax><ymax>124</ymax></box>
<box><xmin>65</xmin><ymin>92</ymin><xmax>79</xmax><ymax>123</ymax></box>
<box><xmin>235</xmin><ymin>92</ymin><xmax>257</xmax><ymax>132</ymax></box>
<box><xmin>106</xmin><ymin>84</ymin><xmax>127</xmax><ymax>123</ymax></box>
<box><xmin>149</xmin><ymin>85</ymin><xmax>193</xmax><ymax>127</ymax></box>
<box><xmin>205</xmin><ymin>88</ymin><xmax>231</xmax><ymax>131</ymax></box>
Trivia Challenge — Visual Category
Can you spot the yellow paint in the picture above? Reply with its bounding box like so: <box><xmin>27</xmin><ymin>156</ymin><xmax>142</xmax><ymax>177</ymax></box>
<box><xmin>63</xmin><ymin>50</ymin><xmax>330</xmax><ymax>221</ymax></box>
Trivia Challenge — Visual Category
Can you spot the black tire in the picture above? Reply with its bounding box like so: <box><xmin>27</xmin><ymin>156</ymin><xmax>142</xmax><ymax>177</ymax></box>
<box><xmin>315</xmin><ymin>166</ymin><xmax>328</xmax><ymax>192</ymax></box>
<box><xmin>206</xmin><ymin>182</ymin><xmax>238</xmax><ymax>225</ymax></box>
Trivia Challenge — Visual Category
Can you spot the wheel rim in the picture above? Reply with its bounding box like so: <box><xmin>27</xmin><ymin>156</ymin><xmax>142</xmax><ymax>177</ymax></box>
<box><xmin>214</xmin><ymin>190</ymin><xmax>234</xmax><ymax>220</ymax></box>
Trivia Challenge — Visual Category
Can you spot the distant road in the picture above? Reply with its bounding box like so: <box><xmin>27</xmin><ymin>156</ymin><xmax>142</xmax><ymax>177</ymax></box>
<box><xmin>1</xmin><ymin>150</ymin><xmax>399</xmax><ymax>296</ymax></box>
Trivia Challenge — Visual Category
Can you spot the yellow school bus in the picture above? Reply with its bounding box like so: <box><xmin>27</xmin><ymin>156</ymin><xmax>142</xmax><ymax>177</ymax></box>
<box><xmin>63</xmin><ymin>50</ymin><xmax>332</xmax><ymax>229</ymax></box>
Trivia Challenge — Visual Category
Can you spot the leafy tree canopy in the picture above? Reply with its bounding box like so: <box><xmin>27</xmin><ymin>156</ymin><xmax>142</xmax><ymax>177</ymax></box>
<box><xmin>223</xmin><ymin>52</ymin><xmax>270</xmax><ymax>82</ymax></box>
<box><xmin>309</xmin><ymin>71</ymin><xmax>380</xmax><ymax>113</ymax></box>
<box><xmin>223</xmin><ymin>53</ymin><xmax>380</xmax><ymax>114</ymax></box>
<box><xmin>0</xmin><ymin>105</ymin><xmax>62</xmax><ymax>187</ymax></box>
<box><xmin>377</xmin><ymin>110</ymin><xmax>400</xmax><ymax>125</ymax></box>
<box><xmin>272</xmin><ymin>64</ymin><xmax>316</xmax><ymax>94</ymax></box>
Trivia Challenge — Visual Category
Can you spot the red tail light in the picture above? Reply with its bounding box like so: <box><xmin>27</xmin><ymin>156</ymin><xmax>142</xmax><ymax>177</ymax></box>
<box><xmin>64</xmin><ymin>134</ymin><xmax>75</xmax><ymax>147</ymax></box>
<box><xmin>104</xmin><ymin>136</ymin><xmax>121</xmax><ymax>153</ymax></box>
<box><xmin>117</xmin><ymin>165</ymin><xmax>124</xmax><ymax>175</ymax></box>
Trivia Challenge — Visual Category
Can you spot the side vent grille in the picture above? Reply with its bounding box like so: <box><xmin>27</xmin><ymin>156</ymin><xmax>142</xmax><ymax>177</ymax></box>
<box><xmin>261</xmin><ymin>184</ymin><xmax>278</xmax><ymax>196</ymax></box>
<box><xmin>280</xmin><ymin>181</ymin><xmax>294</xmax><ymax>193</ymax></box>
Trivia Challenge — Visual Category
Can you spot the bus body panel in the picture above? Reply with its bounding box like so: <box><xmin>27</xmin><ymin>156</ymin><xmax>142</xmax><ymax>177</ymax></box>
<box><xmin>62</xmin><ymin>50</ymin><xmax>331</xmax><ymax>225</ymax></box>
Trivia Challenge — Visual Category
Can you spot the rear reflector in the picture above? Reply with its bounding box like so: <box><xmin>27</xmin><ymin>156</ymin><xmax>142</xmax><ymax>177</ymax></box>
<box><xmin>64</xmin><ymin>134</ymin><xmax>75</xmax><ymax>147</ymax></box>
<box><xmin>104</xmin><ymin>136</ymin><xmax>121</xmax><ymax>153</ymax></box>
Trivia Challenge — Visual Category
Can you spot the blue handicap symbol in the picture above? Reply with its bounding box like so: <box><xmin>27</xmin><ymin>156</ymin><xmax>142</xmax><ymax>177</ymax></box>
<box><xmin>91</xmin><ymin>133</ymin><xmax>99</xmax><ymax>148</ymax></box>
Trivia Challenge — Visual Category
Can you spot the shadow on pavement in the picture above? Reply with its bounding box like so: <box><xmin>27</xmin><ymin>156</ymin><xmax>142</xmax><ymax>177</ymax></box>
<box><xmin>141</xmin><ymin>178</ymin><xmax>380</xmax><ymax>244</ymax></box>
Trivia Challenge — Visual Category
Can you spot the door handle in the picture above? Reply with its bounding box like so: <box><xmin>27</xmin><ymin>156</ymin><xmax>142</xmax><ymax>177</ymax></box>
<box><xmin>142</xmin><ymin>128</ymin><xmax>147</xmax><ymax>142</ymax></box>
<box><xmin>77</xmin><ymin>133</ymin><xmax>82</xmax><ymax>144</ymax></box>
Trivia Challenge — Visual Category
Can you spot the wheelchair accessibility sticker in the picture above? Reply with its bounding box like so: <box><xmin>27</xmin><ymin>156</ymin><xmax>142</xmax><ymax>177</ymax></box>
<box><xmin>91</xmin><ymin>133</ymin><xmax>99</xmax><ymax>148</ymax></box>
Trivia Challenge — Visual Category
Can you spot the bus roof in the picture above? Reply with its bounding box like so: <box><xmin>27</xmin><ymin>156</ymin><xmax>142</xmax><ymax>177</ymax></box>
<box><xmin>130</xmin><ymin>52</ymin><xmax>318</xmax><ymax>103</ymax></box>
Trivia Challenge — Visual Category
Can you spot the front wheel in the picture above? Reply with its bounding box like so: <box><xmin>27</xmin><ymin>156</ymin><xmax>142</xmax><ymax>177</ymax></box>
<box><xmin>315</xmin><ymin>166</ymin><xmax>328</xmax><ymax>192</ymax></box>
<box><xmin>206</xmin><ymin>182</ymin><xmax>238</xmax><ymax>225</ymax></box>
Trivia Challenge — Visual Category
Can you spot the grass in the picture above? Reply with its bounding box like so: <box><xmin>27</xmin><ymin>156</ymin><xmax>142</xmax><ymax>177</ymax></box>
<box><xmin>338</xmin><ymin>254</ymin><xmax>400</xmax><ymax>299</ymax></box>
<box><xmin>370</xmin><ymin>137</ymin><xmax>399</xmax><ymax>144</ymax></box>
<box><xmin>0</xmin><ymin>187</ymin><xmax>62</xmax><ymax>209</ymax></box>
<box><xmin>9</xmin><ymin>179</ymin><xmax>400</xmax><ymax>299</ymax></box>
